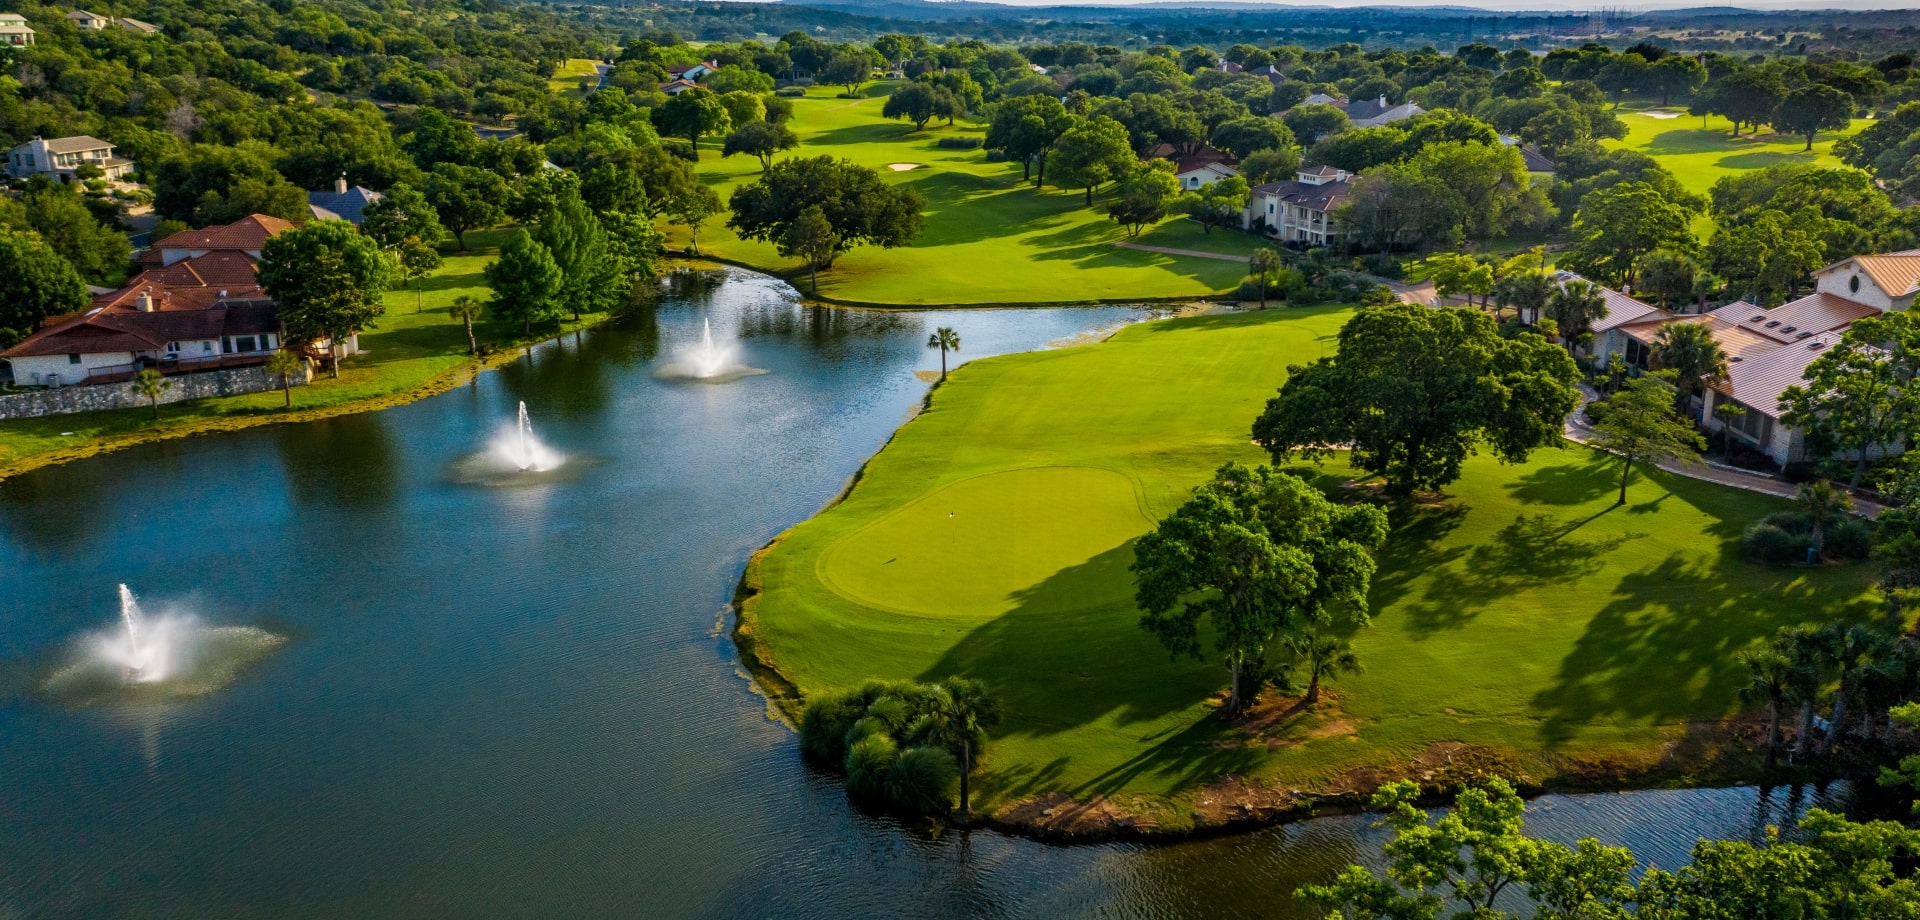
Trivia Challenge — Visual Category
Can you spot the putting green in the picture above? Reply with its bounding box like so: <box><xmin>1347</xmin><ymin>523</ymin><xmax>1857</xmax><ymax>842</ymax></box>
<box><xmin>819</xmin><ymin>466</ymin><xmax>1151</xmax><ymax>618</ymax></box>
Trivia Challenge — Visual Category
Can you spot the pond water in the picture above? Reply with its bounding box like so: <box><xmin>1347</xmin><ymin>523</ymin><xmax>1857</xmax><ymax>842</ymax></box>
<box><xmin>0</xmin><ymin>269</ymin><xmax>1863</xmax><ymax>918</ymax></box>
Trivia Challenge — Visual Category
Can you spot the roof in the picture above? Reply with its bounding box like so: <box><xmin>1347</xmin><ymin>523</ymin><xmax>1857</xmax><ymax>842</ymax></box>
<box><xmin>151</xmin><ymin>214</ymin><xmax>298</xmax><ymax>253</ymax></box>
<box><xmin>1148</xmin><ymin>143</ymin><xmax>1230</xmax><ymax>163</ymax></box>
<box><xmin>66</xmin><ymin>10</ymin><xmax>108</xmax><ymax>20</ymax></box>
<box><xmin>31</xmin><ymin>135</ymin><xmax>113</xmax><ymax>154</ymax></box>
<box><xmin>1250</xmin><ymin>178</ymin><xmax>1352</xmax><ymax>212</ymax></box>
<box><xmin>1720</xmin><ymin>332</ymin><xmax>1846</xmax><ymax>418</ymax></box>
<box><xmin>1303</xmin><ymin>93</ymin><xmax>1346</xmax><ymax>107</ymax></box>
<box><xmin>1820</xmin><ymin>250</ymin><xmax>1920</xmax><ymax>298</ymax></box>
<box><xmin>1575</xmin><ymin>277</ymin><xmax>1669</xmax><ymax>334</ymax></box>
<box><xmin>1175</xmin><ymin>160</ymin><xmax>1238</xmax><ymax>178</ymax></box>
<box><xmin>118</xmin><ymin>17</ymin><xmax>159</xmax><ymax>32</ymax></box>
<box><xmin>1</xmin><ymin>302</ymin><xmax>278</xmax><ymax>359</ymax></box>
<box><xmin>1299</xmin><ymin>164</ymin><xmax>1344</xmax><ymax>178</ymax></box>
<box><xmin>1519</xmin><ymin>145</ymin><xmax>1556</xmax><ymax>172</ymax></box>
<box><xmin>307</xmin><ymin>186</ymin><xmax>383</xmax><ymax>225</ymax></box>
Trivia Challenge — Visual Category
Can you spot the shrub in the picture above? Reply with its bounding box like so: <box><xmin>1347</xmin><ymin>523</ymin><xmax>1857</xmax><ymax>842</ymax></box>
<box><xmin>796</xmin><ymin>676</ymin><xmax>998</xmax><ymax>816</ymax></box>
<box><xmin>843</xmin><ymin>732</ymin><xmax>898</xmax><ymax>801</ymax></box>
<box><xmin>1743</xmin><ymin>521</ymin><xmax>1809</xmax><ymax>564</ymax></box>
<box><xmin>1826</xmin><ymin>516</ymin><xmax>1874</xmax><ymax>560</ymax></box>
<box><xmin>884</xmin><ymin>747</ymin><xmax>958</xmax><ymax>814</ymax></box>
<box><xmin>775</xmin><ymin>86</ymin><xmax>808</xmax><ymax>97</ymax></box>
<box><xmin>936</xmin><ymin>136</ymin><xmax>981</xmax><ymax>149</ymax></box>
<box><xmin>1583</xmin><ymin>398</ymin><xmax>1610</xmax><ymax>426</ymax></box>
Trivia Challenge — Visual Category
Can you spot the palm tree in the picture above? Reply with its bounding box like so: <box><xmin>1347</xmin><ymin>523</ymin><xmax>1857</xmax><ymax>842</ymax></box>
<box><xmin>1289</xmin><ymin>631</ymin><xmax>1361</xmax><ymax>706</ymax></box>
<box><xmin>1775</xmin><ymin>625</ymin><xmax>1829</xmax><ymax>761</ymax></box>
<box><xmin>1816</xmin><ymin>624</ymin><xmax>1894</xmax><ymax>756</ymax></box>
<box><xmin>1712</xmin><ymin>401</ymin><xmax>1745</xmax><ymax>456</ymax></box>
<box><xmin>907</xmin><ymin>678</ymin><xmax>1002</xmax><ymax>815</ymax></box>
<box><xmin>927</xmin><ymin>326</ymin><xmax>960</xmax><ymax>381</ymax></box>
<box><xmin>1651</xmin><ymin>321</ymin><xmax>1729</xmax><ymax>421</ymax></box>
<box><xmin>133</xmin><ymin>368</ymin><xmax>170</xmax><ymax>420</ymax></box>
<box><xmin>266</xmin><ymin>349</ymin><xmax>303</xmax><ymax>408</ymax></box>
<box><xmin>1248</xmin><ymin>247</ymin><xmax>1282</xmax><ymax>310</ymax></box>
<box><xmin>1545</xmin><ymin>279</ymin><xmax>1607</xmax><ymax>354</ymax></box>
<box><xmin>1494</xmin><ymin>269</ymin><xmax>1553</xmax><ymax>325</ymax></box>
<box><xmin>1738</xmin><ymin>648</ymin><xmax>1798</xmax><ymax>769</ymax></box>
<box><xmin>449</xmin><ymin>295</ymin><xmax>483</xmax><ymax>356</ymax></box>
<box><xmin>1796</xmin><ymin>481</ymin><xmax>1855</xmax><ymax>561</ymax></box>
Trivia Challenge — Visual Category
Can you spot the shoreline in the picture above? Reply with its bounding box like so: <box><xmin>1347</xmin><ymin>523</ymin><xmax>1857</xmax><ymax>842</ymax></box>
<box><xmin>0</xmin><ymin>310</ymin><xmax>630</xmax><ymax>484</ymax></box>
<box><xmin>682</xmin><ymin>253</ymin><xmax>1235</xmax><ymax>310</ymax></box>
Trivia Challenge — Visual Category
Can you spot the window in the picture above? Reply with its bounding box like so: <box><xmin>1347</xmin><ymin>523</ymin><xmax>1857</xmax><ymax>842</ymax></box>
<box><xmin>234</xmin><ymin>335</ymin><xmax>259</xmax><ymax>353</ymax></box>
<box><xmin>1625</xmin><ymin>338</ymin><xmax>1650</xmax><ymax>370</ymax></box>
<box><xmin>1851</xmin><ymin>275</ymin><xmax>1861</xmax><ymax>294</ymax></box>
<box><xmin>67</xmin><ymin>353</ymin><xmax>80</xmax><ymax>364</ymax></box>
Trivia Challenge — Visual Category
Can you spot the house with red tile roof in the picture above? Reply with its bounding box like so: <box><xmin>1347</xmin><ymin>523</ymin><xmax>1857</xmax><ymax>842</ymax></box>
<box><xmin>1580</xmin><ymin>250</ymin><xmax>1920</xmax><ymax>465</ymax></box>
<box><xmin>2</xmin><ymin>215</ymin><xmax>303</xmax><ymax>390</ymax></box>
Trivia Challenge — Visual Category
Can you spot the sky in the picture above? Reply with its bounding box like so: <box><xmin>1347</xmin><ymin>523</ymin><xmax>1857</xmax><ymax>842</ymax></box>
<box><xmin>892</xmin><ymin>0</ymin><xmax>1920</xmax><ymax>11</ymax></box>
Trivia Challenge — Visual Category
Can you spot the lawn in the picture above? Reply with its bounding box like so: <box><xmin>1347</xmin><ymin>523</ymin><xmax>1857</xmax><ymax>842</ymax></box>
<box><xmin>675</xmin><ymin>83</ymin><xmax>1258</xmax><ymax>305</ymax></box>
<box><xmin>548</xmin><ymin>58</ymin><xmax>602</xmax><ymax>96</ymax></box>
<box><xmin>0</xmin><ymin>228</ymin><xmax>615</xmax><ymax>478</ymax></box>
<box><xmin>1604</xmin><ymin>106</ymin><xmax>1870</xmax><ymax>238</ymax></box>
<box><xmin>739</xmin><ymin>306</ymin><xmax>1879</xmax><ymax>822</ymax></box>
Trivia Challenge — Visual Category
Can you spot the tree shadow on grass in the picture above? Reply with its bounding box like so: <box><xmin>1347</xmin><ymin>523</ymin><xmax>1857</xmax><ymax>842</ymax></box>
<box><xmin>1399</xmin><ymin>511</ymin><xmax>1641</xmax><ymax>637</ymax></box>
<box><xmin>1505</xmin><ymin>451</ymin><xmax>1619</xmax><ymax>505</ymax></box>
<box><xmin>1529</xmin><ymin>550</ymin><xmax>1878</xmax><ymax>748</ymax></box>
<box><xmin>916</xmin><ymin>541</ymin><xmax>1220</xmax><ymax>739</ymax></box>
<box><xmin>1072</xmin><ymin>713</ymin><xmax>1269</xmax><ymax>800</ymax></box>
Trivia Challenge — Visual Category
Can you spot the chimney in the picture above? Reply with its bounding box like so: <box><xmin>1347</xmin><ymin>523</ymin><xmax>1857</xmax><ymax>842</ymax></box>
<box><xmin>135</xmin><ymin>291</ymin><xmax>153</xmax><ymax>312</ymax></box>
<box><xmin>1378</xmin><ymin>94</ymin><xmax>1388</xmax><ymax>107</ymax></box>
<box><xmin>335</xmin><ymin>174</ymin><xmax>348</xmax><ymax>195</ymax></box>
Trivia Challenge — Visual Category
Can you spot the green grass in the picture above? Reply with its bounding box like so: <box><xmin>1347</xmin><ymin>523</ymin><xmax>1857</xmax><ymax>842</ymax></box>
<box><xmin>741</xmin><ymin>307</ymin><xmax>1878</xmax><ymax>817</ymax></box>
<box><xmin>548</xmin><ymin>58</ymin><xmax>601</xmax><ymax>96</ymax></box>
<box><xmin>679</xmin><ymin>84</ymin><xmax>1257</xmax><ymax>305</ymax></box>
<box><xmin>0</xmin><ymin>227</ymin><xmax>615</xmax><ymax>475</ymax></box>
<box><xmin>1603</xmin><ymin>107</ymin><xmax>1870</xmax><ymax>239</ymax></box>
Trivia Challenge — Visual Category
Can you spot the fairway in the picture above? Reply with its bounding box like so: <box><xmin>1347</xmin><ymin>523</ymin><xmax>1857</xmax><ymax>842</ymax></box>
<box><xmin>740</xmin><ymin>307</ymin><xmax>1879</xmax><ymax>824</ymax></box>
<box><xmin>678</xmin><ymin>85</ymin><xmax>1256</xmax><ymax>305</ymax></box>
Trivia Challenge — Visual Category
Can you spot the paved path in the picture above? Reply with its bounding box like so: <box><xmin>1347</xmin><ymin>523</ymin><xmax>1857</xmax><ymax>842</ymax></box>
<box><xmin>1112</xmin><ymin>241</ymin><xmax>1248</xmax><ymax>263</ymax></box>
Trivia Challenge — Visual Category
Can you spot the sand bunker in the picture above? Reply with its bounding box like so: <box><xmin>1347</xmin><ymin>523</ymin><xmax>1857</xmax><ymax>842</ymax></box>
<box><xmin>888</xmin><ymin>163</ymin><xmax>920</xmax><ymax>171</ymax></box>
<box><xmin>1642</xmin><ymin>110</ymin><xmax>1683</xmax><ymax>119</ymax></box>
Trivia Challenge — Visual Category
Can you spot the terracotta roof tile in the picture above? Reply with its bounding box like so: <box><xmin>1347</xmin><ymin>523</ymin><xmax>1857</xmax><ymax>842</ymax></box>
<box><xmin>149</xmin><ymin>214</ymin><xmax>299</xmax><ymax>253</ymax></box>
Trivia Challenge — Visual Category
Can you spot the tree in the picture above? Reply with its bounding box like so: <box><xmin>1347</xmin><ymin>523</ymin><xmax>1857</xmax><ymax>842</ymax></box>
<box><xmin>360</xmin><ymin>182</ymin><xmax>446</xmax><ymax>272</ymax></box>
<box><xmin>424</xmin><ymin>163</ymin><xmax>507</xmax><ymax>250</ymax></box>
<box><xmin>1797</xmin><ymin>480</ymin><xmax>1856</xmax><ymax>560</ymax></box>
<box><xmin>1048</xmin><ymin>115</ymin><xmax>1135</xmax><ymax>205</ymax></box>
<box><xmin>0</xmin><ymin>228</ymin><xmax>89</xmax><ymax>347</ymax></box>
<box><xmin>1255</xmin><ymin>305</ymin><xmax>1581</xmax><ymax>498</ymax></box>
<box><xmin>1248</xmin><ymin>247</ymin><xmax>1283</xmax><ymax>310</ymax></box>
<box><xmin>1775</xmin><ymin>84</ymin><xmax>1855</xmax><ymax>151</ymax></box>
<box><xmin>1281</xmin><ymin>103</ymin><xmax>1351</xmax><ymax>143</ymax></box>
<box><xmin>1426</xmin><ymin>252</ymin><xmax>1495</xmax><ymax>310</ymax></box>
<box><xmin>1174</xmin><ymin>175</ymin><xmax>1249</xmax><ymax>234</ymax></box>
<box><xmin>1713</xmin><ymin>401</ymin><xmax>1746</xmax><ymax>455</ymax></box>
<box><xmin>1133</xmin><ymin>462</ymin><xmax>1388</xmax><ymax>717</ymax></box>
<box><xmin>729</xmin><ymin>156</ymin><xmax>924</xmax><ymax>268</ymax></box>
<box><xmin>717</xmin><ymin>91</ymin><xmax>765</xmax><ymax>129</ymax></box>
<box><xmin>602</xmin><ymin>211</ymin><xmax>665</xmax><ymax>282</ymax></box>
<box><xmin>1649</xmin><ymin>54</ymin><xmax>1707</xmax><ymax>105</ymax></box>
<box><xmin>1636</xmin><ymin>249</ymin><xmax>1699</xmax><ymax>310</ymax></box>
<box><xmin>822</xmin><ymin>51</ymin><xmax>873</xmax><ymax>96</ymax></box>
<box><xmin>904</xmin><ymin>678</ymin><xmax>1000</xmax><ymax>816</ymax></box>
<box><xmin>1706</xmin><ymin>209</ymin><xmax>1828</xmax><ymax>305</ymax></box>
<box><xmin>662</xmin><ymin>179</ymin><xmax>723</xmax><ymax>257</ymax></box>
<box><xmin>652</xmin><ymin>87</ymin><xmax>731</xmax><ymax>157</ymax></box>
<box><xmin>133</xmin><ymin>368</ymin><xmax>170</xmax><ymax>420</ymax></box>
<box><xmin>1814</xmin><ymin>623</ymin><xmax>1893</xmax><ymax>755</ymax></box>
<box><xmin>985</xmin><ymin>95</ymin><xmax>1072</xmax><ymax>183</ymax></box>
<box><xmin>533</xmin><ymin>188</ymin><xmax>623</xmax><ymax>320</ymax></box>
<box><xmin>266</xmin><ymin>349</ymin><xmax>302</xmax><ymax>408</ymax></box>
<box><xmin>1285</xmin><ymin>630</ymin><xmax>1360</xmax><ymax>706</ymax></box>
<box><xmin>1651</xmin><ymin>321</ymin><xmax>1729</xmax><ymax>418</ymax></box>
<box><xmin>1738</xmin><ymin>646</ymin><xmax>1798</xmax><ymax>769</ymax></box>
<box><xmin>484</xmin><ymin>230</ymin><xmax>564</xmax><ymax>335</ymax></box>
<box><xmin>1545</xmin><ymin>278</ymin><xmax>1608</xmax><ymax>352</ymax></box>
<box><xmin>448</xmin><ymin>295</ymin><xmax>483</xmax><ymax>355</ymax></box>
<box><xmin>258</xmin><ymin>221</ymin><xmax>392</xmax><ymax>377</ymax></box>
<box><xmin>1406</xmin><ymin>141</ymin><xmax>1533</xmax><ymax>243</ymax></box>
<box><xmin>721</xmin><ymin>121</ymin><xmax>799</xmax><ymax>173</ymax></box>
<box><xmin>1589</xmin><ymin>373</ymin><xmax>1706</xmax><ymax>505</ymax></box>
<box><xmin>1783</xmin><ymin>313</ymin><xmax>1920</xmax><ymax>488</ymax></box>
<box><xmin>782</xmin><ymin>205</ymin><xmax>839</xmax><ymax>295</ymax></box>
<box><xmin>1105</xmin><ymin>161</ymin><xmax>1179</xmax><ymax>237</ymax></box>
<box><xmin>882</xmin><ymin>81</ymin><xmax>940</xmax><ymax>130</ymax></box>
<box><xmin>1210</xmin><ymin>116</ymin><xmax>1294</xmax><ymax>159</ymax></box>
<box><xmin>1563</xmin><ymin>182</ymin><xmax>1698</xmax><ymax>289</ymax></box>
<box><xmin>926</xmin><ymin>325</ymin><xmax>960</xmax><ymax>380</ymax></box>
<box><xmin>23</xmin><ymin>188</ymin><xmax>130</xmax><ymax>286</ymax></box>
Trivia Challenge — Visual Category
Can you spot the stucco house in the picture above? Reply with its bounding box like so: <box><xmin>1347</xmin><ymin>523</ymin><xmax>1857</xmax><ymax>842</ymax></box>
<box><xmin>0</xmin><ymin>12</ymin><xmax>33</xmax><ymax>45</ymax></box>
<box><xmin>6</xmin><ymin>135</ymin><xmax>134</xmax><ymax>180</ymax></box>
<box><xmin>1176</xmin><ymin>161</ymin><xmax>1239</xmax><ymax>190</ymax></box>
<box><xmin>1242</xmin><ymin>166</ymin><xmax>1352</xmax><ymax>246</ymax></box>
<box><xmin>1579</xmin><ymin>250</ymin><xmax>1920</xmax><ymax>465</ymax></box>
<box><xmin>660</xmin><ymin>78</ymin><xmax>700</xmax><ymax>96</ymax></box>
<box><xmin>66</xmin><ymin>10</ymin><xmax>111</xmax><ymax>29</ymax></box>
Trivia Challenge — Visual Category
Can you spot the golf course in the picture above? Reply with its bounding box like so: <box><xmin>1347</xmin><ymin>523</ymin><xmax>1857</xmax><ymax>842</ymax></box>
<box><xmin>675</xmin><ymin>84</ymin><xmax>1260</xmax><ymax>305</ymax></box>
<box><xmin>738</xmin><ymin>306</ymin><xmax>1881</xmax><ymax>832</ymax></box>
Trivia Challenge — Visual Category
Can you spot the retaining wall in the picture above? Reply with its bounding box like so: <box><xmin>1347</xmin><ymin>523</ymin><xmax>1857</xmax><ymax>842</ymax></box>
<box><xmin>0</xmin><ymin>364</ymin><xmax>308</xmax><ymax>420</ymax></box>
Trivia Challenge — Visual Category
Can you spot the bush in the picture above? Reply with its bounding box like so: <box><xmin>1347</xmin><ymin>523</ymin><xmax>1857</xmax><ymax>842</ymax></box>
<box><xmin>796</xmin><ymin>677</ymin><xmax>996</xmax><ymax>817</ymax></box>
<box><xmin>1743</xmin><ymin>521</ymin><xmax>1810</xmax><ymax>564</ymax></box>
<box><xmin>884</xmin><ymin>747</ymin><xmax>958</xmax><ymax>814</ymax></box>
<box><xmin>775</xmin><ymin>86</ymin><xmax>808</xmax><ymax>97</ymax></box>
<box><xmin>1826</xmin><ymin>516</ymin><xmax>1874</xmax><ymax>560</ymax></box>
<box><xmin>936</xmin><ymin>136</ymin><xmax>982</xmax><ymax>149</ymax></box>
<box><xmin>1583</xmin><ymin>398</ymin><xmax>1610</xmax><ymax>426</ymax></box>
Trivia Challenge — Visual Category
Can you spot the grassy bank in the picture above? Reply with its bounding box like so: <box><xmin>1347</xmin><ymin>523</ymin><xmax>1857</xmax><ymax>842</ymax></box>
<box><xmin>738</xmin><ymin>307</ymin><xmax>1878</xmax><ymax>833</ymax></box>
<box><xmin>0</xmin><ymin>228</ymin><xmax>619</xmax><ymax>480</ymax></box>
<box><xmin>676</xmin><ymin>84</ymin><xmax>1258</xmax><ymax>305</ymax></box>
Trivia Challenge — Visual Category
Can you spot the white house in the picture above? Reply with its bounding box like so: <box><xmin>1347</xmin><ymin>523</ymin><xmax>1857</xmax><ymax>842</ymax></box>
<box><xmin>6</xmin><ymin>135</ymin><xmax>134</xmax><ymax>180</ymax></box>
<box><xmin>660</xmin><ymin>78</ymin><xmax>700</xmax><ymax>96</ymax></box>
<box><xmin>0</xmin><ymin>13</ymin><xmax>34</xmax><ymax>46</ymax></box>
<box><xmin>1176</xmin><ymin>161</ymin><xmax>1238</xmax><ymax>190</ymax></box>
<box><xmin>668</xmin><ymin>60</ymin><xmax>720</xmax><ymax>81</ymax></box>
<box><xmin>65</xmin><ymin>10</ymin><xmax>111</xmax><ymax>29</ymax></box>
<box><xmin>1243</xmin><ymin>166</ymin><xmax>1353</xmax><ymax>246</ymax></box>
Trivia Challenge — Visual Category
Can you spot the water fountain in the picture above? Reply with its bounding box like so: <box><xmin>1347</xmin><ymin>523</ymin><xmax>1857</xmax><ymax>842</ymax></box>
<box><xmin>450</xmin><ymin>401</ymin><xmax>574</xmax><ymax>485</ymax></box>
<box><xmin>40</xmin><ymin>585</ymin><xmax>284</xmax><ymax>703</ymax></box>
<box><xmin>656</xmin><ymin>318</ymin><xmax>767</xmax><ymax>383</ymax></box>
<box><xmin>496</xmin><ymin>401</ymin><xmax>561</xmax><ymax>473</ymax></box>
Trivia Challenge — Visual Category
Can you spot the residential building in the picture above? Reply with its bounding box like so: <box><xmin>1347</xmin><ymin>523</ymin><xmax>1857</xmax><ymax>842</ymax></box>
<box><xmin>660</xmin><ymin>78</ymin><xmax>700</xmax><ymax>95</ymax></box>
<box><xmin>667</xmin><ymin>60</ymin><xmax>720</xmax><ymax>81</ymax></box>
<box><xmin>1579</xmin><ymin>250</ymin><xmax>1920</xmax><ymax>465</ymax></box>
<box><xmin>6</xmin><ymin>135</ymin><xmax>134</xmax><ymax>180</ymax></box>
<box><xmin>0</xmin><ymin>13</ymin><xmax>32</xmax><ymax>45</ymax></box>
<box><xmin>117</xmin><ymin>17</ymin><xmax>159</xmax><ymax>34</ymax></box>
<box><xmin>1344</xmin><ymin>95</ymin><xmax>1425</xmax><ymax>129</ymax></box>
<box><xmin>1499</xmin><ymin>135</ymin><xmax>1557</xmax><ymax>174</ymax></box>
<box><xmin>1176</xmin><ymin>161</ymin><xmax>1239</xmax><ymax>190</ymax></box>
<box><xmin>66</xmin><ymin>10</ymin><xmax>111</xmax><ymax>29</ymax></box>
<box><xmin>140</xmin><ymin>214</ymin><xmax>299</xmax><ymax>267</ymax></box>
<box><xmin>1242</xmin><ymin>166</ymin><xmax>1353</xmax><ymax>246</ymax></box>
<box><xmin>307</xmin><ymin>176</ymin><xmax>384</xmax><ymax>225</ymax></box>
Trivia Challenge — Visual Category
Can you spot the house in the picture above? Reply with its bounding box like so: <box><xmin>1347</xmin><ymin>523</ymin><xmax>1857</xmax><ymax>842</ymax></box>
<box><xmin>65</xmin><ymin>10</ymin><xmax>111</xmax><ymax>29</ymax></box>
<box><xmin>1500</xmin><ymin>136</ymin><xmax>1557</xmax><ymax>174</ymax></box>
<box><xmin>307</xmin><ymin>176</ymin><xmax>384</xmax><ymax>225</ymax></box>
<box><xmin>140</xmin><ymin>214</ymin><xmax>300</xmax><ymax>267</ymax></box>
<box><xmin>0</xmin><ymin>13</ymin><xmax>32</xmax><ymax>45</ymax></box>
<box><xmin>1579</xmin><ymin>250</ymin><xmax>1920</xmax><ymax>465</ymax></box>
<box><xmin>1242</xmin><ymin>166</ymin><xmax>1353</xmax><ymax>246</ymax></box>
<box><xmin>1218</xmin><ymin>59</ymin><xmax>1244</xmax><ymax>74</ymax></box>
<box><xmin>117</xmin><ymin>17</ymin><xmax>159</xmax><ymax>34</ymax></box>
<box><xmin>6</xmin><ymin>135</ymin><xmax>133</xmax><ymax>180</ymax></box>
<box><xmin>1344</xmin><ymin>95</ymin><xmax>1425</xmax><ymax>129</ymax></box>
<box><xmin>660</xmin><ymin>78</ymin><xmax>700</xmax><ymax>96</ymax></box>
<box><xmin>1176</xmin><ymin>161</ymin><xmax>1239</xmax><ymax>190</ymax></box>
<box><xmin>667</xmin><ymin>60</ymin><xmax>719</xmax><ymax>81</ymax></box>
